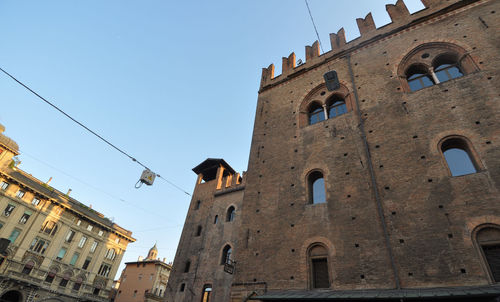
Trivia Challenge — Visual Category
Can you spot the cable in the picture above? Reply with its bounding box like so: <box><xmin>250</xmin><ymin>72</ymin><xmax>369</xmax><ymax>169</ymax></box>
<box><xmin>305</xmin><ymin>0</ymin><xmax>325</xmax><ymax>54</ymax></box>
<box><xmin>17</xmin><ymin>149</ymin><xmax>175</xmax><ymax>220</ymax></box>
<box><xmin>0</xmin><ymin>66</ymin><xmax>191</xmax><ymax>196</ymax></box>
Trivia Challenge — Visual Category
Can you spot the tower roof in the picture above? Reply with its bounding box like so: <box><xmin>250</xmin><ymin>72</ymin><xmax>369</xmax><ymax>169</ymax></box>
<box><xmin>192</xmin><ymin>158</ymin><xmax>236</xmax><ymax>181</ymax></box>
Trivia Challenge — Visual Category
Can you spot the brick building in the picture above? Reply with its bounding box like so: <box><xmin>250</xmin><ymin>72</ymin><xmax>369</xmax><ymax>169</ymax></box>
<box><xmin>0</xmin><ymin>124</ymin><xmax>135</xmax><ymax>302</ymax></box>
<box><xmin>166</xmin><ymin>0</ymin><xmax>500</xmax><ymax>301</ymax></box>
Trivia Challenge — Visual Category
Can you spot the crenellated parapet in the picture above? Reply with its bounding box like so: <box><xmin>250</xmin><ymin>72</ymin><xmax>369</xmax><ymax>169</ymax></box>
<box><xmin>356</xmin><ymin>13</ymin><xmax>376</xmax><ymax>36</ymax></box>
<box><xmin>386</xmin><ymin>0</ymin><xmax>411</xmax><ymax>23</ymax></box>
<box><xmin>329</xmin><ymin>28</ymin><xmax>347</xmax><ymax>51</ymax></box>
<box><xmin>259</xmin><ymin>0</ymin><xmax>462</xmax><ymax>90</ymax></box>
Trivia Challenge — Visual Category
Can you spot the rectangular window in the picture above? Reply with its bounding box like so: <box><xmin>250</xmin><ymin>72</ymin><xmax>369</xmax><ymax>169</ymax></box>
<box><xmin>3</xmin><ymin>204</ymin><xmax>15</xmax><ymax>217</ymax></box>
<box><xmin>45</xmin><ymin>271</ymin><xmax>55</xmax><ymax>283</ymax></box>
<box><xmin>0</xmin><ymin>181</ymin><xmax>9</xmax><ymax>190</ymax></box>
<box><xmin>76</xmin><ymin>219</ymin><xmax>81</xmax><ymax>226</ymax></box>
<box><xmin>31</xmin><ymin>197</ymin><xmax>41</xmax><ymax>206</ymax></box>
<box><xmin>15</xmin><ymin>190</ymin><xmax>25</xmax><ymax>198</ymax></box>
<box><xmin>70</xmin><ymin>252</ymin><xmax>79</xmax><ymax>265</ymax></box>
<box><xmin>18</xmin><ymin>211</ymin><xmax>32</xmax><ymax>224</ymax></box>
<box><xmin>90</xmin><ymin>241</ymin><xmax>98</xmax><ymax>253</ymax></box>
<box><xmin>98</xmin><ymin>263</ymin><xmax>111</xmax><ymax>277</ymax></box>
<box><xmin>59</xmin><ymin>277</ymin><xmax>68</xmax><ymax>287</ymax></box>
<box><xmin>29</xmin><ymin>237</ymin><xmax>49</xmax><ymax>254</ymax></box>
<box><xmin>65</xmin><ymin>230</ymin><xmax>75</xmax><ymax>242</ymax></box>
<box><xmin>98</xmin><ymin>230</ymin><xmax>103</xmax><ymax>236</ymax></box>
<box><xmin>115</xmin><ymin>238</ymin><xmax>120</xmax><ymax>244</ymax></box>
<box><xmin>82</xmin><ymin>258</ymin><xmax>91</xmax><ymax>270</ymax></box>
<box><xmin>87</xmin><ymin>225</ymin><xmax>93</xmax><ymax>231</ymax></box>
<box><xmin>78</xmin><ymin>236</ymin><xmax>87</xmax><ymax>248</ymax></box>
<box><xmin>56</xmin><ymin>247</ymin><xmax>67</xmax><ymax>260</ymax></box>
<box><xmin>8</xmin><ymin>229</ymin><xmax>21</xmax><ymax>243</ymax></box>
<box><xmin>41</xmin><ymin>221</ymin><xmax>57</xmax><ymax>235</ymax></box>
<box><xmin>73</xmin><ymin>281</ymin><xmax>82</xmax><ymax>291</ymax></box>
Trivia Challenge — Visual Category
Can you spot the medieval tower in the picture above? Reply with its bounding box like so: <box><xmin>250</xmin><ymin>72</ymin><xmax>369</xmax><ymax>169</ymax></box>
<box><xmin>166</xmin><ymin>0</ymin><xmax>500</xmax><ymax>301</ymax></box>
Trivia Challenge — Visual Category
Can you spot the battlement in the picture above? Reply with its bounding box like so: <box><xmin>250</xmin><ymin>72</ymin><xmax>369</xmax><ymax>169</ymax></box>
<box><xmin>259</xmin><ymin>0</ymin><xmax>463</xmax><ymax>90</ymax></box>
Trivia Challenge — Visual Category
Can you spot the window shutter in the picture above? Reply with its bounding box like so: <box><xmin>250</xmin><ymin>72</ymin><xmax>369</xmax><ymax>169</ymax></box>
<box><xmin>312</xmin><ymin>258</ymin><xmax>329</xmax><ymax>288</ymax></box>
<box><xmin>483</xmin><ymin>245</ymin><xmax>500</xmax><ymax>282</ymax></box>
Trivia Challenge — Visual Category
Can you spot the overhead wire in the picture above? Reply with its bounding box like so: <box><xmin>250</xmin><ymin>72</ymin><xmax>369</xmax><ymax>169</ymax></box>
<box><xmin>304</xmin><ymin>0</ymin><xmax>325</xmax><ymax>54</ymax></box>
<box><xmin>18</xmin><ymin>149</ymin><xmax>175</xmax><ymax>220</ymax></box>
<box><xmin>0</xmin><ymin>66</ymin><xmax>191</xmax><ymax>196</ymax></box>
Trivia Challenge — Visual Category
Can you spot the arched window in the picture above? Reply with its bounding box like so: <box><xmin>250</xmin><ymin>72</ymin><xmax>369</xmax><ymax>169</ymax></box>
<box><xmin>399</xmin><ymin>42</ymin><xmax>478</xmax><ymax>92</ymax></box>
<box><xmin>73</xmin><ymin>277</ymin><xmax>83</xmax><ymax>291</ymax></box>
<box><xmin>476</xmin><ymin>226</ymin><xmax>500</xmax><ymax>282</ymax></box>
<box><xmin>440</xmin><ymin>137</ymin><xmax>478</xmax><ymax>176</ymax></box>
<box><xmin>308</xmin><ymin>171</ymin><xmax>326</xmax><ymax>204</ymax></box>
<box><xmin>45</xmin><ymin>267</ymin><xmax>58</xmax><ymax>283</ymax></box>
<box><xmin>308</xmin><ymin>244</ymin><xmax>330</xmax><ymax>289</ymax></box>
<box><xmin>308</xmin><ymin>102</ymin><xmax>325</xmax><ymax>125</ymax></box>
<box><xmin>59</xmin><ymin>271</ymin><xmax>71</xmax><ymax>287</ymax></box>
<box><xmin>22</xmin><ymin>260</ymin><xmax>35</xmax><ymax>275</ymax></box>
<box><xmin>433</xmin><ymin>53</ymin><xmax>463</xmax><ymax>83</ymax></box>
<box><xmin>221</xmin><ymin>245</ymin><xmax>232</xmax><ymax>265</ymax></box>
<box><xmin>327</xmin><ymin>95</ymin><xmax>347</xmax><ymax>118</ymax></box>
<box><xmin>406</xmin><ymin>64</ymin><xmax>434</xmax><ymax>91</ymax></box>
<box><xmin>226</xmin><ymin>206</ymin><xmax>235</xmax><ymax>222</ymax></box>
<box><xmin>201</xmin><ymin>284</ymin><xmax>212</xmax><ymax>302</ymax></box>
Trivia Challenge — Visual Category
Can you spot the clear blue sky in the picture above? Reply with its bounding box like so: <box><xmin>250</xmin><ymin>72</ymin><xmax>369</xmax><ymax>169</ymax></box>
<box><xmin>0</xmin><ymin>0</ymin><xmax>425</xmax><ymax>275</ymax></box>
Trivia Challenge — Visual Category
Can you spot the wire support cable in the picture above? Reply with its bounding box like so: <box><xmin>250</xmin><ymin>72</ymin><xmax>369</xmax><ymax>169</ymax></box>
<box><xmin>0</xmin><ymin>66</ymin><xmax>191</xmax><ymax>196</ymax></box>
<box><xmin>304</xmin><ymin>0</ymin><xmax>325</xmax><ymax>54</ymax></box>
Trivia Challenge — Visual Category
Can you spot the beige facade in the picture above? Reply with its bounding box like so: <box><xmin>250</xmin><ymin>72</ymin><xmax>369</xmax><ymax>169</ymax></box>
<box><xmin>116</xmin><ymin>244</ymin><xmax>171</xmax><ymax>302</ymax></box>
<box><xmin>0</xmin><ymin>124</ymin><xmax>135</xmax><ymax>302</ymax></box>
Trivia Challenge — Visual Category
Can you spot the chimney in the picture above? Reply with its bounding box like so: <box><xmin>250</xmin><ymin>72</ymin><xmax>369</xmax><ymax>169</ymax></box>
<box><xmin>138</xmin><ymin>256</ymin><xmax>144</xmax><ymax>261</ymax></box>
<box><xmin>163</xmin><ymin>258</ymin><xmax>166</xmax><ymax>263</ymax></box>
<box><xmin>46</xmin><ymin>177</ymin><xmax>52</xmax><ymax>185</ymax></box>
<box><xmin>66</xmin><ymin>188</ymin><xmax>72</xmax><ymax>196</ymax></box>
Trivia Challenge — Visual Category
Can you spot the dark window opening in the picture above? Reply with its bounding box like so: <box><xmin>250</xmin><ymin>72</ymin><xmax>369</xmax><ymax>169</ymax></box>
<box><xmin>184</xmin><ymin>261</ymin><xmax>191</xmax><ymax>273</ymax></box>
<box><xmin>441</xmin><ymin>137</ymin><xmax>478</xmax><ymax>176</ymax></box>
<box><xmin>45</xmin><ymin>270</ymin><xmax>56</xmax><ymax>283</ymax></box>
<box><xmin>73</xmin><ymin>279</ymin><xmax>82</xmax><ymax>291</ymax></box>
<box><xmin>195</xmin><ymin>200</ymin><xmax>201</xmax><ymax>210</ymax></box>
<box><xmin>214</xmin><ymin>215</ymin><xmax>218</xmax><ymax>224</ymax></box>
<box><xmin>312</xmin><ymin>258</ymin><xmax>329</xmax><ymax>288</ymax></box>
<box><xmin>221</xmin><ymin>245</ymin><xmax>232</xmax><ymax>265</ymax></box>
<box><xmin>477</xmin><ymin>227</ymin><xmax>500</xmax><ymax>282</ymax></box>
<box><xmin>309</xmin><ymin>245</ymin><xmax>330</xmax><ymax>289</ymax></box>
<box><xmin>22</xmin><ymin>261</ymin><xmax>34</xmax><ymax>275</ymax></box>
<box><xmin>308</xmin><ymin>102</ymin><xmax>325</xmax><ymax>125</ymax></box>
<box><xmin>59</xmin><ymin>276</ymin><xmax>69</xmax><ymax>287</ymax></box>
<box><xmin>180</xmin><ymin>283</ymin><xmax>185</xmax><ymax>292</ymax></box>
<box><xmin>226</xmin><ymin>206</ymin><xmax>235</xmax><ymax>222</ymax></box>
<box><xmin>196</xmin><ymin>226</ymin><xmax>202</xmax><ymax>237</ymax></box>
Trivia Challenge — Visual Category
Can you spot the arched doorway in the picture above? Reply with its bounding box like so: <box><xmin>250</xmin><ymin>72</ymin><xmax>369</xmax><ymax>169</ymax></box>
<box><xmin>0</xmin><ymin>290</ymin><xmax>22</xmax><ymax>302</ymax></box>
